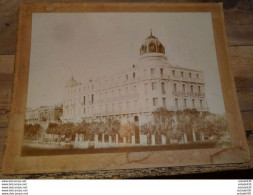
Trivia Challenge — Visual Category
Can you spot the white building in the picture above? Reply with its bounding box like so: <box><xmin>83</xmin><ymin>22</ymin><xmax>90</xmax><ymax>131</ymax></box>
<box><xmin>63</xmin><ymin>32</ymin><xmax>208</xmax><ymax>126</ymax></box>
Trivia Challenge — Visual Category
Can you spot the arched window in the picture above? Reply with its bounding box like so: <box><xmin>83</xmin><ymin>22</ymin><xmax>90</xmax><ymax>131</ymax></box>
<box><xmin>148</xmin><ymin>42</ymin><xmax>156</xmax><ymax>52</ymax></box>
<box><xmin>158</xmin><ymin>44</ymin><xmax>164</xmax><ymax>53</ymax></box>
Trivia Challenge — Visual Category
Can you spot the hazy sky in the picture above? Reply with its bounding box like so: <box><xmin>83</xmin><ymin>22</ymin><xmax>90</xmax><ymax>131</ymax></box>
<box><xmin>27</xmin><ymin>12</ymin><xmax>225</xmax><ymax>114</ymax></box>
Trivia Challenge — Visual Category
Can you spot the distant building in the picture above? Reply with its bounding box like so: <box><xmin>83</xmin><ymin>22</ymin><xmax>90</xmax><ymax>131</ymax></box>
<box><xmin>63</xmin><ymin>31</ymin><xmax>208</xmax><ymax>125</ymax></box>
<box><xmin>25</xmin><ymin>105</ymin><xmax>63</xmax><ymax>129</ymax></box>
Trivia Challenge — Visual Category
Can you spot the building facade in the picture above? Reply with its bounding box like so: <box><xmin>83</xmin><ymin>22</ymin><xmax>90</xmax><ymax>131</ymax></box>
<box><xmin>25</xmin><ymin>105</ymin><xmax>63</xmax><ymax>129</ymax></box>
<box><xmin>63</xmin><ymin>32</ymin><xmax>208</xmax><ymax>125</ymax></box>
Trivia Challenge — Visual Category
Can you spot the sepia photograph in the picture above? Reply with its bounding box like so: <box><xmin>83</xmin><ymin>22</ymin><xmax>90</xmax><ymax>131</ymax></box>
<box><xmin>1</xmin><ymin>3</ymin><xmax>250</xmax><ymax>175</ymax></box>
<box><xmin>21</xmin><ymin>12</ymin><xmax>231</xmax><ymax>156</ymax></box>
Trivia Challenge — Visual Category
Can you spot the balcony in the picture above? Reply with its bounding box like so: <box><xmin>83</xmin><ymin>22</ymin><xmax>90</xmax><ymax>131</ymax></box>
<box><xmin>172</xmin><ymin>91</ymin><xmax>205</xmax><ymax>98</ymax></box>
<box><xmin>172</xmin><ymin>91</ymin><xmax>181</xmax><ymax>96</ymax></box>
<box><xmin>143</xmin><ymin>74</ymin><xmax>170</xmax><ymax>81</ymax></box>
<box><xmin>189</xmin><ymin>92</ymin><xmax>205</xmax><ymax>98</ymax></box>
<box><xmin>172</xmin><ymin>75</ymin><xmax>204</xmax><ymax>83</ymax></box>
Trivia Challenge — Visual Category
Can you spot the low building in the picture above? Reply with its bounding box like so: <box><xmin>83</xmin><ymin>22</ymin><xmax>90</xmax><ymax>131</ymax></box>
<box><xmin>25</xmin><ymin>105</ymin><xmax>63</xmax><ymax>129</ymax></box>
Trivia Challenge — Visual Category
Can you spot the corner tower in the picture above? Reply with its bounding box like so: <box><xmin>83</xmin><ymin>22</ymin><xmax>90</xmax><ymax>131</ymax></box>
<box><xmin>137</xmin><ymin>31</ymin><xmax>169</xmax><ymax>68</ymax></box>
<box><xmin>140</xmin><ymin>30</ymin><xmax>165</xmax><ymax>55</ymax></box>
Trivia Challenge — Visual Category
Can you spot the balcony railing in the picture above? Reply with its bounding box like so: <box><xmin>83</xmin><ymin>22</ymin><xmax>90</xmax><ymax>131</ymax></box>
<box><xmin>172</xmin><ymin>76</ymin><xmax>204</xmax><ymax>83</ymax></box>
<box><xmin>172</xmin><ymin>91</ymin><xmax>205</xmax><ymax>97</ymax></box>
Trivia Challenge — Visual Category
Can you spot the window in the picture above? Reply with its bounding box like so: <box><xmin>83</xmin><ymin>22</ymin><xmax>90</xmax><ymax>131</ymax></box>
<box><xmin>119</xmin><ymin>103</ymin><xmax>121</xmax><ymax>111</ymax></box>
<box><xmin>162</xmin><ymin>98</ymin><xmax>166</xmax><ymax>107</ymax></box>
<box><xmin>118</xmin><ymin>89</ymin><xmax>121</xmax><ymax>97</ymax></box>
<box><xmin>149</xmin><ymin>42</ymin><xmax>156</xmax><ymax>52</ymax></box>
<box><xmin>133</xmin><ymin>72</ymin><xmax>136</xmax><ymax>79</ymax></box>
<box><xmin>91</xmin><ymin>94</ymin><xmax>94</xmax><ymax>104</ymax></box>
<box><xmin>196</xmin><ymin>74</ymin><xmax>199</xmax><ymax>80</ymax></box>
<box><xmin>153</xmin><ymin>98</ymin><xmax>158</xmax><ymax>107</ymax></box>
<box><xmin>173</xmin><ymin>83</ymin><xmax>177</xmax><ymax>92</ymax></box>
<box><xmin>151</xmin><ymin>68</ymin><xmax>155</xmax><ymax>75</ymax></box>
<box><xmin>189</xmin><ymin>73</ymin><xmax>192</xmax><ymax>78</ymax></box>
<box><xmin>175</xmin><ymin>98</ymin><xmax>178</xmax><ymax>108</ymax></box>
<box><xmin>125</xmin><ymin>74</ymin><xmax>128</xmax><ymax>80</ymax></box>
<box><xmin>190</xmin><ymin>85</ymin><xmax>193</xmax><ymax>93</ymax></box>
<box><xmin>181</xmin><ymin>71</ymin><xmax>184</xmax><ymax>77</ymax></box>
<box><xmin>160</xmin><ymin>68</ymin><xmax>163</xmax><ymax>75</ymax></box>
<box><xmin>161</xmin><ymin>82</ymin><xmax>165</xmax><ymax>94</ymax></box>
<box><xmin>192</xmin><ymin>99</ymin><xmax>195</xmax><ymax>108</ymax></box>
<box><xmin>83</xmin><ymin>107</ymin><xmax>86</xmax><ymax>114</ymax></box>
<box><xmin>198</xmin><ymin>86</ymin><xmax>201</xmax><ymax>94</ymax></box>
<box><xmin>145</xmin><ymin>83</ymin><xmax>148</xmax><ymax>95</ymax></box>
<box><xmin>134</xmin><ymin>100</ymin><xmax>138</xmax><ymax>108</ymax></box>
<box><xmin>126</xmin><ymin>87</ymin><xmax>128</xmax><ymax>95</ymax></box>
<box><xmin>133</xmin><ymin>85</ymin><xmax>136</xmax><ymax>93</ymax></box>
<box><xmin>152</xmin><ymin>82</ymin><xmax>157</xmax><ymax>90</ymax></box>
<box><xmin>184</xmin><ymin>99</ymin><xmax>187</xmax><ymax>108</ymax></box>
<box><xmin>172</xmin><ymin>70</ymin><xmax>175</xmax><ymax>76</ymax></box>
<box><xmin>145</xmin><ymin>99</ymin><xmax>149</xmax><ymax>108</ymax></box>
<box><xmin>200</xmin><ymin>100</ymin><xmax>203</xmax><ymax>109</ymax></box>
<box><xmin>83</xmin><ymin>96</ymin><xmax>86</xmax><ymax>105</ymax></box>
<box><xmin>182</xmin><ymin>84</ymin><xmax>186</xmax><ymax>93</ymax></box>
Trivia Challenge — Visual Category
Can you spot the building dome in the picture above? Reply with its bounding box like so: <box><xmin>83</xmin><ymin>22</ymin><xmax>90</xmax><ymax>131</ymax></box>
<box><xmin>65</xmin><ymin>76</ymin><xmax>78</xmax><ymax>88</ymax></box>
<box><xmin>140</xmin><ymin>30</ymin><xmax>165</xmax><ymax>55</ymax></box>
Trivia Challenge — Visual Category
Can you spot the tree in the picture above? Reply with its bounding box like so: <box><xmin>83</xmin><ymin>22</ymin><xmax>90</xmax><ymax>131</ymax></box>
<box><xmin>196</xmin><ymin>113</ymin><xmax>228</xmax><ymax>140</ymax></box>
<box><xmin>152</xmin><ymin>107</ymin><xmax>175</xmax><ymax>137</ymax></box>
<box><xmin>61</xmin><ymin>122</ymin><xmax>75</xmax><ymax>138</ymax></box>
<box><xmin>24</xmin><ymin>124</ymin><xmax>41</xmax><ymax>140</ymax></box>
<box><xmin>104</xmin><ymin>118</ymin><xmax>120</xmax><ymax>136</ymax></box>
<box><xmin>175</xmin><ymin>109</ymin><xmax>200</xmax><ymax>141</ymax></box>
<box><xmin>46</xmin><ymin>123</ymin><xmax>59</xmax><ymax>135</ymax></box>
<box><xmin>140</xmin><ymin>122</ymin><xmax>153</xmax><ymax>136</ymax></box>
<box><xmin>119</xmin><ymin>121</ymin><xmax>135</xmax><ymax>141</ymax></box>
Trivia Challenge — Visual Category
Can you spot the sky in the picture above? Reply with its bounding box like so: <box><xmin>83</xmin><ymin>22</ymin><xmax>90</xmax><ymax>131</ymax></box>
<box><xmin>27</xmin><ymin>12</ymin><xmax>226</xmax><ymax>114</ymax></box>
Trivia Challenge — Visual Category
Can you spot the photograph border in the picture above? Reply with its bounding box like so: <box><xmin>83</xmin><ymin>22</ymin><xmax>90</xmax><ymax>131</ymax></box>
<box><xmin>2</xmin><ymin>2</ymin><xmax>250</xmax><ymax>175</ymax></box>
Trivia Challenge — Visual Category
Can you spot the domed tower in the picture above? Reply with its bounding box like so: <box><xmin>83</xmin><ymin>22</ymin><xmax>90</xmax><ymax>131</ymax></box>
<box><xmin>137</xmin><ymin>30</ymin><xmax>169</xmax><ymax>67</ymax></box>
<box><xmin>65</xmin><ymin>76</ymin><xmax>78</xmax><ymax>88</ymax></box>
<box><xmin>140</xmin><ymin>30</ymin><xmax>165</xmax><ymax>55</ymax></box>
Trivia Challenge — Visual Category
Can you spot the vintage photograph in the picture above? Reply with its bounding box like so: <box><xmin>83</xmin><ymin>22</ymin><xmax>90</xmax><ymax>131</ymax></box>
<box><xmin>22</xmin><ymin>12</ymin><xmax>231</xmax><ymax>156</ymax></box>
